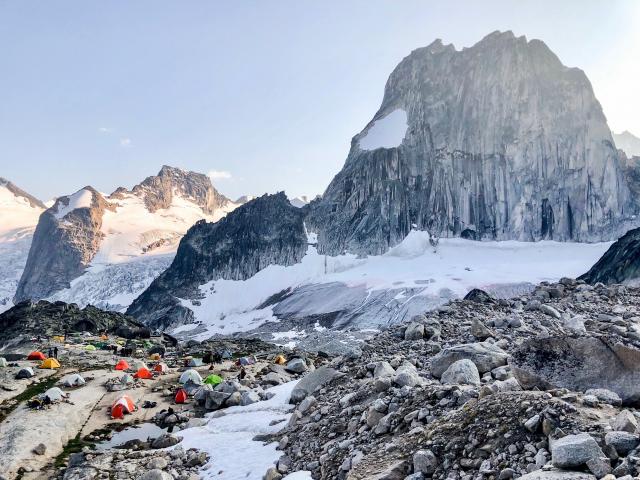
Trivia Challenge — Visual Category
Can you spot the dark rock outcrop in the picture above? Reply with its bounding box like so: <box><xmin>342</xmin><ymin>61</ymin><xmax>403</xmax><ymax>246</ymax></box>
<box><xmin>14</xmin><ymin>187</ymin><xmax>111</xmax><ymax>302</ymax></box>
<box><xmin>127</xmin><ymin>193</ymin><xmax>308</xmax><ymax>329</ymax></box>
<box><xmin>309</xmin><ymin>31</ymin><xmax>634</xmax><ymax>255</ymax></box>
<box><xmin>0</xmin><ymin>299</ymin><xmax>169</xmax><ymax>348</ymax></box>
<box><xmin>580</xmin><ymin>228</ymin><xmax>640</xmax><ymax>285</ymax></box>
<box><xmin>511</xmin><ymin>336</ymin><xmax>640</xmax><ymax>404</ymax></box>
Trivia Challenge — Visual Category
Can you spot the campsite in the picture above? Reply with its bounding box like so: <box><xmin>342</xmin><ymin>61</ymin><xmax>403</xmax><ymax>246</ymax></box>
<box><xmin>0</xmin><ymin>327</ymin><xmax>307</xmax><ymax>479</ymax></box>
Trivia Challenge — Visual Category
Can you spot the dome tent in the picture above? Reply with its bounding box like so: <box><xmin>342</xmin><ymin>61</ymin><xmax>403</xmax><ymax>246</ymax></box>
<box><xmin>133</xmin><ymin>367</ymin><xmax>153</xmax><ymax>379</ymax></box>
<box><xmin>27</xmin><ymin>351</ymin><xmax>46</xmax><ymax>361</ymax></box>
<box><xmin>61</xmin><ymin>373</ymin><xmax>86</xmax><ymax>387</ymax></box>
<box><xmin>114</xmin><ymin>359</ymin><xmax>130</xmax><ymax>371</ymax></box>
<box><xmin>40</xmin><ymin>358</ymin><xmax>61</xmax><ymax>369</ymax></box>
<box><xmin>204</xmin><ymin>374</ymin><xmax>223</xmax><ymax>386</ymax></box>
<box><xmin>16</xmin><ymin>367</ymin><xmax>35</xmax><ymax>379</ymax></box>
<box><xmin>43</xmin><ymin>387</ymin><xmax>66</xmax><ymax>402</ymax></box>
<box><xmin>111</xmin><ymin>395</ymin><xmax>136</xmax><ymax>419</ymax></box>
<box><xmin>179</xmin><ymin>369</ymin><xmax>203</xmax><ymax>385</ymax></box>
<box><xmin>175</xmin><ymin>389</ymin><xmax>188</xmax><ymax>404</ymax></box>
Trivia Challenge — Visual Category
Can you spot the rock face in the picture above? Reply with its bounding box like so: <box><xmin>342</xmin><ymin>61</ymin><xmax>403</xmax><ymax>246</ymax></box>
<box><xmin>511</xmin><ymin>336</ymin><xmax>640</xmax><ymax>404</ymax></box>
<box><xmin>14</xmin><ymin>187</ymin><xmax>110</xmax><ymax>302</ymax></box>
<box><xmin>309</xmin><ymin>31</ymin><xmax>633</xmax><ymax>255</ymax></box>
<box><xmin>13</xmin><ymin>166</ymin><xmax>235</xmax><ymax>305</ymax></box>
<box><xmin>580</xmin><ymin>227</ymin><xmax>640</xmax><ymax>285</ymax></box>
<box><xmin>126</xmin><ymin>193</ymin><xmax>308</xmax><ymax>329</ymax></box>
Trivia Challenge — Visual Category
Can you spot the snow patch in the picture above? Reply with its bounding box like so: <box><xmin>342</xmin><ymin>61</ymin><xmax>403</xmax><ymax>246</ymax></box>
<box><xmin>53</xmin><ymin>189</ymin><xmax>93</xmax><ymax>220</ymax></box>
<box><xmin>359</xmin><ymin>109</ymin><xmax>408</xmax><ymax>150</ymax></box>
<box><xmin>178</xmin><ymin>381</ymin><xmax>296</xmax><ymax>480</ymax></box>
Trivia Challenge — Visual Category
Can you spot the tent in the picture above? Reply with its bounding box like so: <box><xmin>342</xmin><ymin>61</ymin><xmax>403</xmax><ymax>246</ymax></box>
<box><xmin>16</xmin><ymin>367</ymin><xmax>35</xmax><ymax>379</ymax></box>
<box><xmin>153</xmin><ymin>363</ymin><xmax>169</xmax><ymax>374</ymax></box>
<box><xmin>43</xmin><ymin>387</ymin><xmax>66</xmax><ymax>402</ymax></box>
<box><xmin>148</xmin><ymin>353</ymin><xmax>161</xmax><ymax>361</ymax></box>
<box><xmin>237</xmin><ymin>356</ymin><xmax>255</xmax><ymax>366</ymax></box>
<box><xmin>204</xmin><ymin>374</ymin><xmax>223</xmax><ymax>386</ymax></box>
<box><xmin>133</xmin><ymin>367</ymin><xmax>153</xmax><ymax>379</ymax></box>
<box><xmin>114</xmin><ymin>359</ymin><xmax>129</xmax><ymax>371</ymax></box>
<box><xmin>61</xmin><ymin>373</ymin><xmax>85</xmax><ymax>387</ymax></box>
<box><xmin>274</xmin><ymin>354</ymin><xmax>286</xmax><ymax>365</ymax></box>
<box><xmin>111</xmin><ymin>395</ymin><xmax>136</xmax><ymax>419</ymax></box>
<box><xmin>0</xmin><ymin>357</ymin><xmax>7</xmax><ymax>368</ymax></box>
<box><xmin>27</xmin><ymin>351</ymin><xmax>46</xmax><ymax>361</ymax></box>
<box><xmin>132</xmin><ymin>360</ymin><xmax>148</xmax><ymax>371</ymax></box>
<box><xmin>187</xmin><ymin>358</ymin><xmax>203</xmax><ymax>367</ymax></box>
<box><xmin>179</xmin><ymin>369</ymin><xmax>203</xmax><ymax>385</ymax></box>
<box><xmin>182</xmin><ymin>380</ymin><xmax>201</xmax><ymax>396</ymax></box>
<box><xmin>175</xmin><ymin>389</ymin><xmax>188</xmax><ymax>404</ymax></box>
<box><xmin>85</xmin><ymin>345</ymin><xmax>97</xmax><ymax>351</ymax></box>
<box><xmin>52</xmin><ymin>335</ymin><xmax>65</xmax><ymax>343</ymax></box>
<box><xmin>40</xmin><ymin>358</ymin><xmax>61</xmax><ymax>369</ymax></box>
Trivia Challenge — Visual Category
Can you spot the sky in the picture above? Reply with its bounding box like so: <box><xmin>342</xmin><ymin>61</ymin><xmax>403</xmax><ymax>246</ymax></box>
<box><xmin>1</xmin><ymin>1</ymin><xmax>639</xmax><ymax>202</ymax></box>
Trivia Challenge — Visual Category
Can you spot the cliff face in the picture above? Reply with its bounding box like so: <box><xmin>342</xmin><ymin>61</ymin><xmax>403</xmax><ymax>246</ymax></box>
<box><xmin>310</xmin><ymin>31</ymin><xmax>634</xmax><ymax>255</ymax></box>
<box><xmin>126</xmin><ymin>192</ymin><xmax>308</xmax><ymax>329</ymax></box>
<box><xmin>14</xmin><ymin>187</ymin><xmax>111</xmax><ymax>302</ymax></box>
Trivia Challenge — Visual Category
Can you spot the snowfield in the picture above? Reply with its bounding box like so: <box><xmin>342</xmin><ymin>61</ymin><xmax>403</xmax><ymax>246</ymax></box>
<box><xmin>179</xmin><ymin>381</ymin><xmax>297</xmax><ymax>480</ymax></box>
<box><xmin>53</xmin><ymin>188</ymin><xmax>93</xmax><ymax>219</ymax></box>
<box><xmin>175</xmin><ymin>230</ymin><xmax>612</xmax><ymax>339</ymax></box>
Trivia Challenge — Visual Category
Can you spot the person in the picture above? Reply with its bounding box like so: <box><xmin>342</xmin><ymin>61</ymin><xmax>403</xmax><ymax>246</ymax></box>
<box><xmin>47</xmin><ymin>347</ymin><xmax>53</xmax><ymax>358</ymax></box>
<box><xmin>239</xmin><ymin>366</ymin><xmax>247</xmax><ymax>380</ymax></box>
<box><xmin>54</xmin><ymin>346</ymin><xmax>59</xmax><ymax>359</ymax></box>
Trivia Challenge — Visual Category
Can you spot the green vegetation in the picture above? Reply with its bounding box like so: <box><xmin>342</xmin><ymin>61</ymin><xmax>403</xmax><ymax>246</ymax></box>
<box><xmin>0</xmin><ymin>374</ymin><xmax>61</xmax><ymax>423</ymax></box>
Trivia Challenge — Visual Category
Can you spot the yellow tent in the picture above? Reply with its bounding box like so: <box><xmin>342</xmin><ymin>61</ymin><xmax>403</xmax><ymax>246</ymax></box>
<box><xmin>52</xmin><ymin>335</ymin><xmax>65</xmax><ymax>343</ymax></box>
<box><xmin>149</xmin><ymin>353</ymin><xmax>161</xmax><ymax>361</ymax></box>
<box><xmin>40</xmin><ymin>358</ymin><xmax>61</xmax><ymax>369</ymax></box>
<box><xmin>274</xmin><ymin>354</ymin><xmax>286</xmax><ymax>365</ymax></box>
<box><xmin>85</xmin><ymin>345</ymin><xmax>97</xmax><ymax>351</ymax></box>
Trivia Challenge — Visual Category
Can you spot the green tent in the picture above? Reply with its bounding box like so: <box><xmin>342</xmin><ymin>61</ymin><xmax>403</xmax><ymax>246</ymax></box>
<box><xmin>204</xmin><ymin>374</ymin><xmax>223</xmax><ymax>386</ymax></box>
<box><xmin>85</xmin><ymin>344</ymin><xmax>97</xmax><ymax>351</ymax></box>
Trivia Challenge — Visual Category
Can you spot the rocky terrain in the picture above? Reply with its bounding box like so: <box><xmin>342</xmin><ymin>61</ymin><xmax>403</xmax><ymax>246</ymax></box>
<box><xmin>127</xmin><ymin>192</ymin><xmax>308</xmax><ymax>330</ymax></box>
<box><xmin>309</xmin><ymin>31</ymin><xmax>636</xmax><ymax>255</ymax></box>
<box><xmin>580</xmin><ymin>227</ymin><xmax>640</xmax><ymax>285</ymax></box>
<box><xmin>247</xmin><ymin>278</ymin><xmax>640</xmax><ymax>479</ymax></box>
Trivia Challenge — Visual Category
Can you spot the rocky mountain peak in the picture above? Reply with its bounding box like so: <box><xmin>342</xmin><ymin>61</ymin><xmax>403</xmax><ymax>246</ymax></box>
<box><xmin>310</xmin><ymin>32</ymin><xmax>635</xmax><ymax>255</ymax></box>
<box><xmin>124</xmin><ymin>165</ymin><xmax>232</xmax><ymax>215</ymax></box>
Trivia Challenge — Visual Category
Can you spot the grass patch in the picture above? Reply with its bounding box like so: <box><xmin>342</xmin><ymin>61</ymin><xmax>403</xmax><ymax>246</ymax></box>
<box><xmin>0</xmin><ymin>374</ymin><xmax>61</xmax><ymax>423</ymax></box>
<box><xmin>53</xmin><ymin>433</ymin><xmax>96</xmax><ymax>469</ymax></box>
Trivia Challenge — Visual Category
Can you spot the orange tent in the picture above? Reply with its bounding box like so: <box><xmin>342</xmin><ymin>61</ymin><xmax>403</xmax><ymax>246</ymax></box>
<box><xmin>27</xmin><ymin>351</ymin><xmax>46</xmax><ymax>361</ymax></box>
<box><xmin>175</xmin><ymin>389</ymin><xmax>188</xmax><ymax>404</ymax></box>
<box><xmin>153</xmin><ymin>363</ymin><xmax>168</xmax><ymax>373</ymax></box>
<box><xmin>133</xmin><ymin>367</ymin><xmax>153</xmax><ymax>379</ymax></box>
<box><xmin>111</xmin><ymin>395</ymin><xmax>136</xmax><ymax>419</ymax></box>
<box><xmin>114</xmin><ymin>359</ymin><xmax>129</xmax><ymax>371</ymax></box>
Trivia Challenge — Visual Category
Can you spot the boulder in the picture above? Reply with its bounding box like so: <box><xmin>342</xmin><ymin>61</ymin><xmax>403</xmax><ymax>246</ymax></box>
<box><xmin>205</xmin><ymin>391</ymin><xmax>231</xmax><ymax>410</ymax></box>
<box><xmin>464</xmin><ymin>289</ymin><xmax>494</xmax><ymax>303</ymax></box>
<box><xmin>604</xmin><ymin>431</ymin><xmax>640</xmax><ymax>456</ymax></box>
<box><xmin>285</xmin><ymin>358</ymin><xmax>308</xmax><ymax>374</ymax></box>
<box><xmin>413</xmin><ymin>449</ymin><xmax>438</xmax><ymax>475</ymax></box>
<box><xmin>551</xmin><ymin>433</ymin><xmax>608</xmax><ymax>472</ymax></box>
<box><xmin>585</xmin><ymin>388</ymin><xmax>622</xmax><ymax>406</ymax></box>
<box><xmin>139</xmin><ymin>470</ymin><xmax>172</xmax><ymax>480</ymax></box>
<box><xmin>610</xmin><ymin>410</ymin><xmax>639</xmax><ymax>433</ymax></box>
<box><xmin>431</xmin><ymin>342</ymin><xmax>509</xmax><ymax>377</ymax></box>
<box><xmin>440</xmin><ymin>359</ymin><xmax>480</xmax><ymax>386</ymax></box>
<box><xmin>470</xmin><ymin>319</ymin><xmax>493</xmax><ymax>340</ymax></box>
<box><xmin>404</xmin><ymin>322</ymin><xmax>425</xmax><ymax>340</ymax></box>
<box><xmin>511</xmin><ymin>336</ymin><xmax>640</xmax><ymax>404</ymax></box>
<box><xmin>290</xmin><ymin>366</ymin><xmax>339</xmax><ymax>403</ymax></box>
<box><xmin>517</xmin><ymin>471</ymin><xmax>595</xmax><ymax>480</ymax></box>
<box><xmin>373</xmin><ymin>361</ymin><xmax>395</xmax><ymax>379</ymax></box>
<box><xmin>394</xmin><ymin>363</ymin><xmax>421</xmax><ymax>387</ymax></box>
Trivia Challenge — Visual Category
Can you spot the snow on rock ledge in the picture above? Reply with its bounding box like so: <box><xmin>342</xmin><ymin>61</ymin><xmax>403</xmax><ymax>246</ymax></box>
<box><xmin>358</xmin><ymin>109</ymin><xmax>408</xmax><ymax>150</ymax></box>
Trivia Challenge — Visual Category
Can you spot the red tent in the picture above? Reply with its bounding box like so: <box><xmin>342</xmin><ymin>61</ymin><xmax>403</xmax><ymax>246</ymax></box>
<box><xmin>175</xmin><ymin>389</ymin><xmax>188</xmax><ymax>404</ymax></box>
<box><xmin>114</xmin><ymin>359</ymin><xmax>129</xmax><ymax>371</ymax></box>
<box><xmin>111</xmin><ymin>395</ymin><xmax>136</xmax><ymax>419</ymax></box>
<box><xmin>133</xmin><ymin>367</ymin><xmax>153</xmax><ymax>379</ymax></box>
<box><xmin>27</xmin><ymin>351</ymin><xmax>46</xmax><ymax>361</ymax></box>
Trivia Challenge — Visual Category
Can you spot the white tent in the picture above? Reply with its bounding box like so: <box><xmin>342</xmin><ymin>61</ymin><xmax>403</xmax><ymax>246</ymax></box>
<box><xmin>179</xmin><ymin>369</ymin><xmax>203</xmax><ymax>385</ymax></box>
<box><xmin>61</xmin><ymin>373</ymin><xmax>86</xmax><ymax>387</ymax></box>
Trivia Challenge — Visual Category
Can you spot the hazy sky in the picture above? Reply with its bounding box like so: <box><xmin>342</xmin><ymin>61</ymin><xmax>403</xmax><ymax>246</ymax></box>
<box><xmin>1</xmin><ymin>1</ymin><xmax>639</xmax><ymax>202</ymax></box>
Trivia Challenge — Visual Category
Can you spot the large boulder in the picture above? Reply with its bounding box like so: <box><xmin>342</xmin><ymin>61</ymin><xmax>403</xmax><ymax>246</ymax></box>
<box><xmin>290</xmin><ymin>366</ymin><xmax>339</xmax><ymax>403</ymax></box>
<box><xmin>431</xmin><ymin>342</ymin><xmax>509</xmax><ymax>377</ymax></box>
<box><xmin>517</xmin><ymin>471</ymin><xmax>595</xmax><ymax>480</ymax></box>
<box><xmin>511</xmin><ymin>336</ymin><xmax>640</xmax><ymax>404</ymax></box>
<box><xmin>440</xmin><ymin>359</ymin><xmax>481</xmax><ymax>386</ymax></box>
<box><xmin>551</xmin><ymin>433</ymin><xmax>608</xmax><ymax>472</ymax></box>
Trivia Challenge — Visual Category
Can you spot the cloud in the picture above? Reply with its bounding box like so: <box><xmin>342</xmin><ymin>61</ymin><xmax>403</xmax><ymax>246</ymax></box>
<box><xmin>98</xmin><ymin>127</ymin><xmax>113</xmax><ymax>133</ymax></box>
<box><xmin>119</xmin><ymin>137</ymin><xmax>132</xmax><ymax>147</ymax></box>
<box><xmin>208</xmin><ymin>170</ymin><xmax>232</xmax><ymax>180</ymax></box>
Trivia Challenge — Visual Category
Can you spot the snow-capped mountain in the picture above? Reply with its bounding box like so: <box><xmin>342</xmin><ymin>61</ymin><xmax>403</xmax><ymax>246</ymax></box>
<box><xmin>0</xmin><ymin>178</ymin><xmax>45</xmax><ymax>312</ymax></box>
<box><xmin>614</xmin><ymin>130</ymin><xmax>640</xmax><ymax>157</ymax></box>
<box><xmin>14</xmin><ymin>166</ymin><xmax>239</xmax><ymax>310</ymax></box>
<box><xmin>289</xmin><ymin>195</ymin><xmax>312</xmax><ymax>208</ymax></box>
